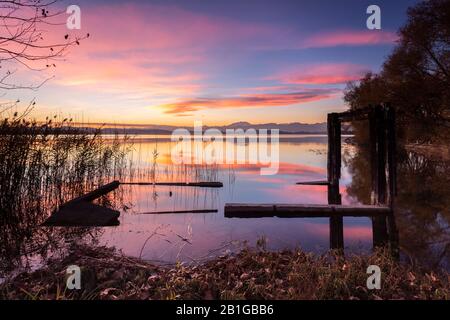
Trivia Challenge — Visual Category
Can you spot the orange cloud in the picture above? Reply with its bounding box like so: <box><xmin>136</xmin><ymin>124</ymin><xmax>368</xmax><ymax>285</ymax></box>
<box><xmin>159</xmin><ymin>89</ymin><xmax>338</xmax><ymax>115</ymax></box>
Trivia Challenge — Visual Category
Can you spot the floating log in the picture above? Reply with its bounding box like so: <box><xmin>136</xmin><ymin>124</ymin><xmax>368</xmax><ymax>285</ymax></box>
<box><xmin>296</xmin><ymin>180</ymin><xmax>329</xmax><ymax>186</ymax></box>
<box><xmin>140</xmin><ymin>209</ymin><xmax>218</xmax><ymax>215</ymax></box>
<box><xmin>224</xmin><ymin>203</ymin><xmax>391</xmax><ymax>218</ymax></box>
<box><xmin>43</xmin><ymin>202</ymin><xmax>120</xmax><ymax>227</ymax></box>
<box><xmin>121</xmin><ymin>181</ymin><xmax>223</xmax><ymax>188</ymax></box>
<box><xmin>62</xmin><ymin>180</ymin><xmax>120</xmax><ymax>207</ymax></box>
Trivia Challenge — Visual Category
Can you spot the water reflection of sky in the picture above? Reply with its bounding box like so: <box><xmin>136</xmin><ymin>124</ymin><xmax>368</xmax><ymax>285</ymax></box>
<box><xmin>99</xmin><ymin>135</ymin><xmax>372</xmax><ymax>264</ymax></box>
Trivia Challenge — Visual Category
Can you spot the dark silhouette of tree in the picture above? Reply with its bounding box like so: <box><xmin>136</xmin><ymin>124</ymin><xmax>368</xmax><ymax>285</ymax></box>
<box><xmin>344</xmin><ymin>0</ymin><xmax>450</xmax><ymax>268</ymax></box>
<box><xmin>345</xmin><ymin>0</ymin><xmax>450</xmax><ymax>143</ymax></box>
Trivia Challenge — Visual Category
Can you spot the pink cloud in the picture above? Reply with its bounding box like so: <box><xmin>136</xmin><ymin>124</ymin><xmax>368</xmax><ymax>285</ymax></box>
<box><xmin>63</xmin><ymin>3</ymin><xmax>279</xmax><ymax>59</ymax></box>
<box><xmin>159</xmin><ymin>89</ymin><xmax>337</xmax><ymax>115</ymax></box>
<box><xmin>41</xmin><ymin>3</ymin><xmax>287</xmax><ymax>103</ymax></box>
<box><xmin>271</xmin><ymin>63</ymin><xmax>370</xmax><ymax>85</ymax></box>
<box><xmin>303</xmin><ymin>30</ymin><xmax>398</xmax><ymax>48</ymax></box>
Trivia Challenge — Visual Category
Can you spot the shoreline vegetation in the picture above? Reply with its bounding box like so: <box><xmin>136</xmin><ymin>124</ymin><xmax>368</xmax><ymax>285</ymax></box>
<box><xmin>1</xmin><ymin>244</ymin><xmax>449</xmax><ymax>300</ymax></box>
<box><xmin>0</xmin><ymin>116</ymin><xmax>131</xmax><ymax>273</ymax></box>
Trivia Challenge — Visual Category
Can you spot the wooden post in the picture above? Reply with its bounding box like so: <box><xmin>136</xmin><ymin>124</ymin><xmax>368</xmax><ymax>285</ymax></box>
<box><xmin>386</xmin><ymin>105</ymin><xmax>397</xmax><ymax>206</ymax></box>
<box><xmin>369</xmin><ymin>106</ymin><xmax>389</xmax><ymax>247</ymax></box>
<box><xmin>327</xmin><ymin>113</ymin><xmax>343</xmax><ymax>250</ymax></box>
<box><xmin>376</xmin><ymin>106</ymin><xmax>387</xmax><ymax>204</ymax></box>
<box><xmin>327</xmin><ymin>113</ymin><xmax>341</xmax><ymax>186</ymax></box>
<box><xmin>385</xmin><ymin>104</ymin><xmax>399</xmax><ymax>256</ymax></box>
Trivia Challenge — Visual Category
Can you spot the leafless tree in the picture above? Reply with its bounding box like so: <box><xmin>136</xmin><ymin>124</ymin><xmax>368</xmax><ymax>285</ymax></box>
<box><xmin>0</xmin><ymin>0</ymin><xmax>88</xmax><ymax>91</ymax></box>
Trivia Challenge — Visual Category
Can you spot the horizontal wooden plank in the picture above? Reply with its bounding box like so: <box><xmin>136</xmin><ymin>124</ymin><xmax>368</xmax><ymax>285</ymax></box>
<box><xmin>121</xmin><ymin>181</ymin><xmax>223</xmax><ymax>188</ymax></box>
<box><xmin>62</xmin><ymin>180</ymin><xmax>120</xmax><ymax>206</ymax></box>
<box><xmin>337</xmin><ymin>107</ymin><xmax>375</xmax><ymax>122</ymax></box>
<box><xmin>296</xmin><ymin>180</ymin><xmax>330</xmax><ymax>186</ymax></box>
<box><xmin>139</xmin><ymin>209</ymin><xmax>218</xmax><ymax>215</ymax></box>
<box><xmin>224</xmin><ymin>203</ymin><xmax>391</xmax><ymax>218</ymax></box>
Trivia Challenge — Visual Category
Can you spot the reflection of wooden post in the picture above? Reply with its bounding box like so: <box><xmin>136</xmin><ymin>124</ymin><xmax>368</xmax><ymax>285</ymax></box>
<box><xmin>327</xmin><ymin>113</ymin><xmax>343</xmax><ymax>249</ymax></box>
<box><xmin>369</xmin><ymin>106</ymin><xmax>389</xmax><ymax>247</ymax></box>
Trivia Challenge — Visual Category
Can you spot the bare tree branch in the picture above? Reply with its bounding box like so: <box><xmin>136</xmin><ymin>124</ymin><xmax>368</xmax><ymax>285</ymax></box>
<box><xmin>0</xmin><ymin>0</ymin><xmax>88</xmax><ymax>90</ymax></box>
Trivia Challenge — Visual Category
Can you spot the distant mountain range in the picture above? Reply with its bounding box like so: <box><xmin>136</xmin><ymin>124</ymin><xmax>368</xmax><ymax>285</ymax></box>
<box><xmin>78</xmin><ymin>121</ymin><xmax>331</xmax><ymax>135</ymax></box>
<box><xmin>216</xmin><ymin>121</ymin><xmax>328</xmax><ymax>133</ymax></box>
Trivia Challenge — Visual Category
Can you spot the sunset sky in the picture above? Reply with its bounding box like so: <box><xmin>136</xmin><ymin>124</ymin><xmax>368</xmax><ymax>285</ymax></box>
<box><xmin>5</xmin><ymin>0</ymin><xmax>419</xmax><ymax>126</ymax></box>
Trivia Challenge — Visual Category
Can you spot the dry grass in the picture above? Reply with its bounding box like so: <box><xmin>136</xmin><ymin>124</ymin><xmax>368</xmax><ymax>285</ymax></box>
<box><xmin>1</xmin><ymin>244</ymin><xmax>448</xmax><ymax>300</ymax></box>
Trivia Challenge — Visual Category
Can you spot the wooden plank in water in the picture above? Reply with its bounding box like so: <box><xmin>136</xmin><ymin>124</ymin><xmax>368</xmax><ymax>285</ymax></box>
<box><xmin>43</xmin><ymin>202</ymin><xmax>120</xmax><ymax>227</ymax></box>
<box><xmin>140</xmin><ymin>209</ymin><xmax>218</xmax><ymax>215</ymax></box>
<box><xmin>224</xmin><ymin>203</ymin><xmax>391</xmax><ymax>218</ymax></box>
<box><xmin>42</xmin><ymin>181</ymin><xmax>121</xmax><ymax>227</ymax></box>
<box><xmin>296</xmin><ymin>180</ymin><xmax>329</xmax><ymax>186</ymax></box>
<box><xmin>62</xmin><ymin>180</ymin><xmax>120</xmax><ymax>206</ymax></box>
<box><xmin>121</xmin><ymin>181</ymin><xmax>223</xmax><ymax>188</ymax></box>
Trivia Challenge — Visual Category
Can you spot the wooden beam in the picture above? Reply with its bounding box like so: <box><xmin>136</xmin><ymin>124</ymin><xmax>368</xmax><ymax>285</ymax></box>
<box><xmin>121</xmin><ymin>181</ymin><xmax>223</xmax><ymax>188</ymax></box>
<box><xmin>336</xmin><ymin>106</ymin><xmax>375</xmax><ymax>122</ymax></box>
<box><xmin>296</xmin><ymin>180</ymin><xmax>329</xmax><ymax>186</ymax></box>
<box><xmin>43</xmin><ymin>181</ymin><xmax>122</xmax><ymax>227</ymax></box>
<box><xmin>224</xmin><ymin>203</ymin><xmax>391</xmax><ymax>218</ymax></box>
<box><xmin>62</xmin><ymin>180</ymin><xmax>120</xmax><ymax>207</ymax></box>
<box><xmin>140</xmin><ymin>209</ymin><xmax>218</xmax><ymax>215</ymax></box>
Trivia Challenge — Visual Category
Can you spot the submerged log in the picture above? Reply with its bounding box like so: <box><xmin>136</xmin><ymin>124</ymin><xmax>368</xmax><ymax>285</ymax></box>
<box><xmin>121</xmin><ymin>181</ymin><xmax>223</xmax><ymax>188</ymax></box>
<box><xmin>296</xmin><ymin>180</ymin><xmax>329</xmax><ymax>186</ymax></box>
<box><xmin>62</xmin><ymin>180</ymin><xmax>120</xmax><ymax>207</ymax></box>
<box><xmin>42</xmin><ymin>181</ymin><xmax>121</xmax><ymax>227</ymax></box>
<box><xmin>140</xmin><ymin>209</ymin><xmax>218</xmax><ymax>215</ymax></box>
<box><xmin>43</xmin><ymin>202</ymin><xmax>120</xmax><ymax>227</ymax></box>
<box><xmin>224</xmin><ymin>203</ymin><xmax>391</xmax><ymax>218</ymax></box>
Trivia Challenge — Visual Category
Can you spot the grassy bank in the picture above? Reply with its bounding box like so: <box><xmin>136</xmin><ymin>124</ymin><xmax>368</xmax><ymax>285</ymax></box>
<box><xmin>1</xmin><ymin>245</ymin><xmax>449</xmax><ymax>300</ymax></box>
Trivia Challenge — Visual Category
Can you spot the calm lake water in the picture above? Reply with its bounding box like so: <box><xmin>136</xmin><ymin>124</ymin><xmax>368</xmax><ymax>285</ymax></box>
<box><xmin>97</xmin><ymin>134</ymin><xmax>372</xmax><ymax>264</ymax></box>
<box><xmin>1</xmin><ymin>134</ymin><xmax>449</xmax><ymax>276</ymax></box>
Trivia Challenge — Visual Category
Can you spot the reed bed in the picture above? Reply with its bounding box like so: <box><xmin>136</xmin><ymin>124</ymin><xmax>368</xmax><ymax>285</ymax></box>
<box><xmin>0</xmin><ymin>115</ymin><xmax>131</xmax><ymax>273</ymax></box>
